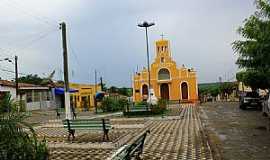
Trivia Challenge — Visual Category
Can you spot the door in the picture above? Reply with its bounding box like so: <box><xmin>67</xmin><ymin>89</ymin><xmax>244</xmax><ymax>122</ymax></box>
<box><xmin>160</xmin><ymin>83</ymin><xmax>169</xmax><ymax>100</ymax></box>
<box><xmin>181</xmin><ymin>82</ymin><xmax>188</xmax><ymax>100</ymax></box>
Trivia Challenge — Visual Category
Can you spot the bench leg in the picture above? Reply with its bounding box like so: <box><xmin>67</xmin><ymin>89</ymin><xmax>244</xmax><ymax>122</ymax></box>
<box><xmin>103</xmin><ymin>129</ymin><xmax>109</xmax><ymax>141</ymax></box>
<box><xmin>73</xmin><ymin>112</ymin><xmax>77</xmax><ymax>120</ymax></box>
<box><xmin>68</xmin><ymin>129</ymin><xmax>75</xmax><ymax>141</ymax></box>
<box><xmin>56</xmin><ymin>112</ymin><xmax>60</xmax><ymax>119</ymax></box>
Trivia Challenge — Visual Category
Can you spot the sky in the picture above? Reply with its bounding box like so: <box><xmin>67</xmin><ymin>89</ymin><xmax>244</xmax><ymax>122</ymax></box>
<box><xmin>0</xmin><ymin>0</ymin><xmax>256</xmax><ymax>87</ymax></box>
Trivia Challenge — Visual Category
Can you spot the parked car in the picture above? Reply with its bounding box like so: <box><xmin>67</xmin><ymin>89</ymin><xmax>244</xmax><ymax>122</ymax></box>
<box><xmin>239</xmin><ymin>91</ymin><xmax>263</xmax><ymax>110</ymax></box>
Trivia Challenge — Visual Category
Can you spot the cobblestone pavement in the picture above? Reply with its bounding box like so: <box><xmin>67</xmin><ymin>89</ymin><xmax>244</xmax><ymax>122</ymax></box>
<box><xmin>34</xmin><ymin>104</ymin><xmax>213</xmax><ymax>160</ymax></box>
<box><xmin>200</xmin><ymin>102</ymin><xmax>270</xmax><ymax>160</ymax></box>
<box><xmin>142</xmin><ymin>104</ymin><xmax>212</xmax><ymax>160</ymax></box>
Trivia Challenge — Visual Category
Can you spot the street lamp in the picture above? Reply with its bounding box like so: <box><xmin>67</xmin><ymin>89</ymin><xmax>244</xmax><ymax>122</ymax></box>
<box><xmin>0</xmin><ymin>56</ymin><xmax>18</xmax><ymax>113</ymax></box>
<box><xmin>138</xmin><ymin>21</ymin><xmax>155</xmax><ymax>109</ymax></box>
<box><xmin>0</xmin><ymin>56</ymin><xmax>19</xmax><ymax>98</ymax></box>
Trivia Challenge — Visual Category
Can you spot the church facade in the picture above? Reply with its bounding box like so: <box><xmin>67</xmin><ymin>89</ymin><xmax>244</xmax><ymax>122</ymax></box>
<box><xmin>133</xmin><ymin>39</ymin><xmax>198</xmax><ymax>103</ymax></box>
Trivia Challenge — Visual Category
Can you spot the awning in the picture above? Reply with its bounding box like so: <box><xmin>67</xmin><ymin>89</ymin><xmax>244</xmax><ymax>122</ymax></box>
<box><xmin>95</xmin><ymin>91</ymin><xmax>105</xmax><ymax>100</ymax></box>
<box><xmin>54</xmin><ymin>87</ymin><xmax>78</xmax><ymax>95</ymax></box>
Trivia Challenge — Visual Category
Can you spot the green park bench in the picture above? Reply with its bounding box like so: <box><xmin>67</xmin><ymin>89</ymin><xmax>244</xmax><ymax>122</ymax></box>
<box><xmin>127</xmin><ymin>104</ymin><xmax>149</xmax><ymax>112</ymax></box>
<box><xmin>62</xmin><ymin>118</ymin><xmax>112</xmax><ymax>141</ymax></box>
<box><xmin>21</xmin><ymin>111</ymin><xmax>32</xmax><ymax>117</ymax></box>
<box><xmin>108</xmin><ymin>130</ymin><xmax>150</xmax><ymax>160</ymax></box>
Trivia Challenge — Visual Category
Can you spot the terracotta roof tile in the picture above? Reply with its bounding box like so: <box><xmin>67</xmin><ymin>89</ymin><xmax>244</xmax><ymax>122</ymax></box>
<box><xmin>0</xmin><ymin>80</ymin><xmax>42</xmax><ymax>88</ymax></box>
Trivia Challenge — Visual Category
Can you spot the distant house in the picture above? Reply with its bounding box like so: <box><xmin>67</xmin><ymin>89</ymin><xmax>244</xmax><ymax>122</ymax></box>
<box><xmin>0</xmin><ymin>80</ymin><xmax>54</xmax><ymax>111</ymax></box>
<box><xmin>53</xmin><ymin>82</ymin><xmax>101</xmax><ymax>111</ymax></box>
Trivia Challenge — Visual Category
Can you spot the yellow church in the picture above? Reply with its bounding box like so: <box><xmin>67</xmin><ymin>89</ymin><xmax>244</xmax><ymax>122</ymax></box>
<box><xmin>133</xmin><ymin>39</ymin><xmax>198</xmax><ymax>103</ymax></box>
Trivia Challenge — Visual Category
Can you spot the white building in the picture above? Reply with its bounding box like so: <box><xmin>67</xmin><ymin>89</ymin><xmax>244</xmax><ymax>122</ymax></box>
<box><xmin>0</xmin><ymin>80</ymin><xmax>54</xmax><ymax>111</ymax></box>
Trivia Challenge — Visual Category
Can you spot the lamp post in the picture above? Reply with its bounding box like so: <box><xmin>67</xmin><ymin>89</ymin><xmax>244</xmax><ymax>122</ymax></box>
<box><xmin>0</xmin><ymin>57</ymin><xmax>18</xmax><ymax>97</ymax></box>
<box><xmin>0</xmin><ymin>56</ymin><xmax>18</xmax><ymax>112</ymax></box>
<box><xmin>138</xmin><ymin>21</ymin><xmax>155</xmax><ymax>108</ymax></box>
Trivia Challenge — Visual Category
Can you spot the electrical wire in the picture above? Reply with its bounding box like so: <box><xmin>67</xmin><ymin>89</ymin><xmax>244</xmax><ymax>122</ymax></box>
<box><xmin>1</xmin><ymin>0</ymin><xmax>58</xmax><ymax>29</ymax></box>
<box><xmin>18</xmin><ymin>27</ymin><xmax>58</xmax><ymax>51</ymax></box>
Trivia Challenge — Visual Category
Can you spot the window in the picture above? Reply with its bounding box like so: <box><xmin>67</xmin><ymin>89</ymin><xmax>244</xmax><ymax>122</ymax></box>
<box><xmin>158</xmin><ymin>68</ymin><xmax>170</xmax><ymax>80</ymax></box>
<box><xmin>161</xmin><ymin>57</ymin><xmax>164</xmax><ymax>63</ymax></box>
<box><xmin>33</xmin><ymin>91</ymin><xmax>40</xmax><ymax>102</ymax></box>
<box><xmin>26</xmin><ymin>91</ymin><xmax>32</xmax><ymax>103</ymax></box>
<box><xmin>135</xmin><ymin>89</ymin><xmax>140</xmax><ymax>93</ymax></box>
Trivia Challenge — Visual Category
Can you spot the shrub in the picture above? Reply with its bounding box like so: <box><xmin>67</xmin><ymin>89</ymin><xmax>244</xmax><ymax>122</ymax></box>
<box><xmin>151</xmin><ymin>99</ymin><xmax>167</xmax><ymax>114</ymax></box>
<box><xmin>0</xmin><ymin>93</ymin><xmax>16</xmax><ymax>113</ymax></box>
<box><xmin>100</xmin><ymin>97</ymin><xmax>128</xmax><ymax>112</ymax></box>
<box><xmin>0</xmin><ymin>114</ymin><xmax>49</xmax><ymax>160</ymax></box>
<box><xmin>0</xmin><ymin>95</ymin><xmax>48</xmax><ymax>160</ymax></box>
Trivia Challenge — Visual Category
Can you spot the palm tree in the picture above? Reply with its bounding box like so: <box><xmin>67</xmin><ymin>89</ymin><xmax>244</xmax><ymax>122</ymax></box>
<box><xmin>0</xmin><ymin>93</ymin><xmax>48</xmax><ymax>160</ymax></box>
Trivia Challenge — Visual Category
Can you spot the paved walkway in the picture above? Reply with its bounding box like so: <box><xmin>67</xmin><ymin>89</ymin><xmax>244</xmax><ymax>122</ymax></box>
<box><xmin>38</xmin><ymin>104</ymin><xmax>213</xmax><ymax>160</ymax></box>
<box><xmin>142</xmin><ymin>104</ymin><xmax>212</xmax><ymax>159</ymax></box>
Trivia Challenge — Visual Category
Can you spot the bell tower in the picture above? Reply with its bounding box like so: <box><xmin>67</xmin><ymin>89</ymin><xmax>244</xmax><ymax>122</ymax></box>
<box><xmin>155</xmin><ymin>38</ymin><xmax>171</xmax><ymax>63</ymax></box>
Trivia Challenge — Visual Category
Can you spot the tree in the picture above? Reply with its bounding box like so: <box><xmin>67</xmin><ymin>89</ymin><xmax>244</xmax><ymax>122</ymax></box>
<box><xmin>18</xmin><ymin>74</ymin><xmax>43</xmax><ymax>85</ymax></box>
<box><xmin>118</xmin><ymin>87</ymin><xmax>132</xmax><ymax>97</ymax></box>
<box><xmin>236</xmin><ymin>70</ymin><xmax>270</xmax><ymax>90</ymax></box>
<box><xmin>220</xmin><ymin>82</ymin><xmax>237</xmax><ymax>95</ymax></box>
<box><xmin>109</xmin><ymin>86</ymin><xmax>118</xmax><ymax>93</ymax></box>
<box><xmin>232</xmin><ymin>0</ymin><xmax>270</xmax><ymax>89</ymax></box>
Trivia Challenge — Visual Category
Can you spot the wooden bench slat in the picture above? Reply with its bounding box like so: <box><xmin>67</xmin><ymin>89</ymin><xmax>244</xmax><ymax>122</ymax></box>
<box><xmin>62</xmin><ymin>119</ymin><xmax>111</xmax><ymax>141</ymax></box>
<box><xmin>63</xmin><ymin>124</ymin><xmax>111</xmax><ymax>127</ymax></box>
<box><xmin>63</xmin><ymin>121</ymin><xmax>109</xmax><ymax>124</ymax></box>
<box><xmin>108</xmin><ymin>130</ymin><xmax>150</xmax><ymax>160</ymax></box>
<box><xmin>64</xmin><ymin>126</ymin><xmax>111</xmax><ymax>130</ymax></box>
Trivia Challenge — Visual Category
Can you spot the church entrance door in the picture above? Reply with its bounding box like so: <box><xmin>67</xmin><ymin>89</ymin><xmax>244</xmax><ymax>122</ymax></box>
<box><xmin>160</xmin><ymin>83</ymin><xmax>169</xmax><ymax>100</ymax></box>
<box><xmin>181</xmin><ymin>82</ymin><xmax>188</xmax><ymax>100</ymax></box>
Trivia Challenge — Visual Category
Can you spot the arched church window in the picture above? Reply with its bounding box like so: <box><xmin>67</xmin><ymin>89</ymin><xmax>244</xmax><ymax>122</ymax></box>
<box><xmin>158</xmin><ymin>68</ymin><xmax>170</xmax><ymax>80</ymax></box>
<box><xmin>161</xmin><ymin>57</ymin><xmax>164</xmax><ymax>63</ymax></box>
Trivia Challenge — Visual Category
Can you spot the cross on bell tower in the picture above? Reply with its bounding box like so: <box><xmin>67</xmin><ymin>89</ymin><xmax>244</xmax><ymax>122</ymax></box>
<box><xmin>160</xmin><ymin>33</ymin><xmax>165</xmax><ymax>40</ymax></box>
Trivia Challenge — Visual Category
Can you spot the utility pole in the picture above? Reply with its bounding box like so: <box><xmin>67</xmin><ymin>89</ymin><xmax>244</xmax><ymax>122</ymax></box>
<box><xmin>14</xmin><ymin>55</ymin><xmax>19</xmax><ymax>112</ymax></box>
<box><xmin>100</xmin><ymin>77</ymin><xmax>103</xmax><ymax>92</ymax></box>
<box><xmin>94</xmin><ymin>69</ymin><xmax>97</xmax><ymax>114</ymax></box>
<box><xmin>15</xmin><ymin>56</ymin><xmax>18</xmax><ymax>98</ymax></box>
<box><xmin>60</xmin><ymin>22</ymin><xmax>72</xmax><ymax>120</ymax></box>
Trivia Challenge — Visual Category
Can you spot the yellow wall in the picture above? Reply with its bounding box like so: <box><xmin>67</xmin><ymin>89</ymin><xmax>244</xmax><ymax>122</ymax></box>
<box><xmin>133</xmin><ymin>39</ymin><xmax>198</xmax><ymax>103</ymax></box>
<box><xmin>69</xmin><ymin>83</ymin><xmax>101</xmax><ymax>111</ymax></box>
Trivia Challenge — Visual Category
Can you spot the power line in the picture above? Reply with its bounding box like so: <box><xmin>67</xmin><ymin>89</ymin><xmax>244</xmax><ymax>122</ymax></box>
<box><xmin>0</xmin><ymin>27</ymin><xmax>57</xmax><ymax>58</ymax></box>
<box><xmin>18</xmin><ymin>27</ymin><xmax>58</xmax><ymax>51</ymax></box>
<box><xmin>1</xmin><ymin>0</ymin><xmax>57</xmax><ymax>28</ymax></box>
<box><xmin>67</xmin><ymin>29</ymin><xmax>82</xmax><ymax>68</ymax></box>
<box><xmin>0</xmin><ymin>68</ymin><xmax>26</xmax><ymax>76</ymax></box>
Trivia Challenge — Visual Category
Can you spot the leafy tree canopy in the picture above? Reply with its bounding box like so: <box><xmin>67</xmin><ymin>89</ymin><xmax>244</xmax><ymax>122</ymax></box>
<box><xmin>18</xmin><ymin>74</ymin><xmax>43</xmax><ymax>85</ymax></box>
<box><xmin>233</xmin><ymin>0</ymin><xmax>270</xmax><ymax>89</ymax></box>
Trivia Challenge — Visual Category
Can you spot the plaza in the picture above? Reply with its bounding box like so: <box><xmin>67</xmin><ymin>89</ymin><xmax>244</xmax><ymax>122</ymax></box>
<box><xmin>29</xmin><ymin>104</ymin><xmax>213</xmax><ymax>160</ymax></box>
